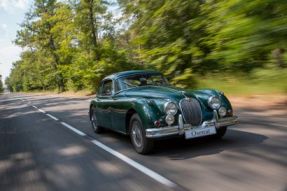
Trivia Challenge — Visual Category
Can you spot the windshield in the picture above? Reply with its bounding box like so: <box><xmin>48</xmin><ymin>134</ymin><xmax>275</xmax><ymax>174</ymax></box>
<box><xmin>117</xmin><ymin>73</ymin><xmax>169</xmax><ymax>91</ymax></box>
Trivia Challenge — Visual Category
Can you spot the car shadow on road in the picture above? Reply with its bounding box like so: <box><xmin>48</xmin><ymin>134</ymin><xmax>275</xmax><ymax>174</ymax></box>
<box><xmin>94</xmin><ymin>126</ymin><xmax>268</xmax><ymax>162</ymax></box>
<box><xmin>151</xmin><ymin>128</ymin><xmax>268</xmax><ymax>160</ymax></box>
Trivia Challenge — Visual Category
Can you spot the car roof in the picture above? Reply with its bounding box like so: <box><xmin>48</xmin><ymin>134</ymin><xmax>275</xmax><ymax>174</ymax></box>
<box><xmin>103</xmin><ymin>70</ymin><xmax>162</xmax><ymax>81</ymax></box>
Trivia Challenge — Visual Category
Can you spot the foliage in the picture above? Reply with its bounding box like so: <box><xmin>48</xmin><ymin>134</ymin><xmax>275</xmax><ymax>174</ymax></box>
<box><xmin>0</xmin><ymin>75</ymin><xmax>4</xmax><ymax>93</ymax></box>
<box><xmin>202</xmin><ymin>0</ymin><xmax>287</xmax><ymax>71</ymax></box>
<box><xmin>8</xmin><ymin>0</ymin><xmax>135</xmax><ymax>93</ymax></box>
<box><xmin>118</xmin><ymin>0</ymin><xmax>287</xmax><ymax>86</ymax></box>
<box><xmin>6</xmin><ymin>0</ymin><xmax>287</xmax><ymax>93</ymax></box>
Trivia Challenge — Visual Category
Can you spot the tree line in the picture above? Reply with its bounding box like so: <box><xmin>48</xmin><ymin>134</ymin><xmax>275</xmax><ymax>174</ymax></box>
<box><xmin>0</xmin><ymin>75</ymin><xmax>4</xmax><ymax>93</ymax></box>
<box><xmin>5</xmin><ymin>0</ymin><xmax>287</xmax><ymax>92</ymax></box>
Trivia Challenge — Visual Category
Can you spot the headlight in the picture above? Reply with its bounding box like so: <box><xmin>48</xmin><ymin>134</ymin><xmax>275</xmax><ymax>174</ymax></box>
<box><xmin>164</xmin><ymin>102</ymin><xmax>177</xmax><ymax>115</ymax></box>
<box><xmin>208</xmin><ymin>96</ymin><xmax>221</xmax><ymax>110</ymax></box>
<box><xmin>218</xmin><ymin>107</ymin><xmax>227</xmax><ymax>117</ymax></box>
<box><xmin>165</xmin><ymin>114</ymin><xmax>175</xmax><ymax>125</ymax></box>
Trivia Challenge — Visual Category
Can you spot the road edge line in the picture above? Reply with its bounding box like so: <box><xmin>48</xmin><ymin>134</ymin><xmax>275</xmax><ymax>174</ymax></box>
<box><xmin>46</xmin><ymin>113</ymin><xmax>59</xmax><ymax>121</ymax></box>
<box><xmin>91</xmin><ymin>139</ymin><xmax>177</xmax><ymax>188</ymax></box>
<box><xmin>60</xmin><ymin>122</ymin><xmax>86</xmax><ymax>136</ymax></box>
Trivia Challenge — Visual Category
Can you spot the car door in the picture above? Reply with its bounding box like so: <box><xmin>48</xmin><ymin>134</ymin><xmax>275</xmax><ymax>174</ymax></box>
<box><xmin>95</xmin><ymin>79</ymin><xmax>113</xmax><ymax>129</ymax></box>
<box><xmin>110</xmin><ymin>80</ymin><xmax>127</xmax><ymax>133</ymax></box>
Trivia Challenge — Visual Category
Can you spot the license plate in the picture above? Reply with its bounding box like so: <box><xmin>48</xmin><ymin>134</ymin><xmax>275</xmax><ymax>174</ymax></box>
<box><xmin>185</xmin><ymin>126</ymin><xmax>216</xmax><ymax>139</ymax></box>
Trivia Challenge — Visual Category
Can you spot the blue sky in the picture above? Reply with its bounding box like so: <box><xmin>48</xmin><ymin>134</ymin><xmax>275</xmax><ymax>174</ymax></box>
<box><xmin>0</xmin><ymin>0</ymin><xmax>32</xmax><ymax>82</ymax></box>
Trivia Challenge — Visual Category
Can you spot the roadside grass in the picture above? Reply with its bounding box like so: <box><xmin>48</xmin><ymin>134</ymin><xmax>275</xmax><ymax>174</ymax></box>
<box><xmin>20</xmin><ymin>89</ymin><xmax>94</xmax><ymax>97</ymax></box>
<box><xmin>195</xmin><ymin>69</ymin><xmax>287</xmax><ymax>96</ymax></box>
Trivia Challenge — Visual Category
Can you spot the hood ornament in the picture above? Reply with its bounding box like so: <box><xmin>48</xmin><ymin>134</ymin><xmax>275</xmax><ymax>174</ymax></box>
<box><xmin>181</xmin><ymin>91</ymin><xmax>192</xmax><ymax>101</ymax></box>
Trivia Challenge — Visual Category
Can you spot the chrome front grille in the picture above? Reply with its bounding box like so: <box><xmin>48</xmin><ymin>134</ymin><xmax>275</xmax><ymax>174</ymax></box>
<box><xmin>179</xmin><ymin>98</ymin><xmax>202</xmax><ymax>126</ymax></box>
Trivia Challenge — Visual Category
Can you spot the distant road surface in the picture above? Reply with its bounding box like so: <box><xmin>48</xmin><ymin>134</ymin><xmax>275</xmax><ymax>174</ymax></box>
<box><xmin>0</xmin><ymin>93</ymin><xmax>286</xmax><ymax>191</ymax></box>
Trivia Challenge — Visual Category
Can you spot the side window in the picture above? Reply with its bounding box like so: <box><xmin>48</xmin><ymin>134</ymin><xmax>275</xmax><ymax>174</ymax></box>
<box><xmin>114</xmin><ymin>80</ymin><xmax>120</xmax><ymax>93</ymax></box>
<box><xmin>101</xmin><ymin>80</ymin><xmax>113</xmax><ymax>96</ymax></box>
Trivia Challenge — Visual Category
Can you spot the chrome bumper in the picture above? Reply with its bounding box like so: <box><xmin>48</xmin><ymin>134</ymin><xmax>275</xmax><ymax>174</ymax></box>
<box><xmin>145</xmin><ymin>114</ymin><xmax>238</xmax><ymax>138</ymax></box>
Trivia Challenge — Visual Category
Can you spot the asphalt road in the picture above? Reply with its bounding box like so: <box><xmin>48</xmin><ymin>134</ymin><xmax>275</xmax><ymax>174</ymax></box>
<box><xmin>0</xmin><ymin>93</ymin><xmax>286</xmax><ymax>191</ymax></box>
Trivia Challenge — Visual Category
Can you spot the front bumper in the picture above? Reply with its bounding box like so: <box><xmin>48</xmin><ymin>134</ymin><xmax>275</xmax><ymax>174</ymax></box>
<box><xmin>145</xmin><ymin>114</ymin><xmax>238</xmax><ymax>138</ymax></box>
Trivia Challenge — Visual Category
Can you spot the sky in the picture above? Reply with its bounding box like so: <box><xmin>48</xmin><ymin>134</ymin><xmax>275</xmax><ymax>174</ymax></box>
<box><xmin>0</xmin><ymin>0</ymin><xmax>32</xmax><ymax>83</ymax></box>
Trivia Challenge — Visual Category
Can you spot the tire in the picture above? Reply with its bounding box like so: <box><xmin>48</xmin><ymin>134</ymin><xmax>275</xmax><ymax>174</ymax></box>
<box><xmin>215</xmin><ymin>126</ymin><xmax>227</xmax><ymax>138</ymax></box>
<box><xmin>90</xmin><ymin>107</ymin><xmax>103</xmax><ymax>133</ymax></box>
<box><xmin>129</xmin><ymin>114</ymin><xmax>154</xmax><ymax>154</ymax></box>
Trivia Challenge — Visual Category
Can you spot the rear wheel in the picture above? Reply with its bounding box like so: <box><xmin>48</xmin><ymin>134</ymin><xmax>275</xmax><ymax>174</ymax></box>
<box><xmin>129</xmin><ymin>114</ymin><xmax>154</xmax><ymax>154</ymax></box>
<box><xmin>215</xmin><ymin>126</ymin><xmax>227</xmax><ymax>138</ymax></box>
<box><xmin>90</xmin><ymin>107</ymin><xmax>103</xmax><ymax>133</ymax></box>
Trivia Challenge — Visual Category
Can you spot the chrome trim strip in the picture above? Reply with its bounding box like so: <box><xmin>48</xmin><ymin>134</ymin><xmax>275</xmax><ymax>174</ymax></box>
<box><xmin>178</xmin><ymin>99</ymin><xmax>185</xmax><ymax>122</ymax></box>
<box><xmin>213</xmin><ymin>110</ymin><xmax>219</xmax><ymax>121</ymax></box>
<box><xmin>178</xmin><ymin>114</ymin><xmax>184</xmax><ymax>135</ymax></box>
<box><xmin>145</xmin><ymin>116</ymin><xmax>238</xmax><ymax>138</ymax></box>
<box><xmin>216</xmin><ymin>116</ymin><xmax>238</xmax><ymax>128</ymax></box>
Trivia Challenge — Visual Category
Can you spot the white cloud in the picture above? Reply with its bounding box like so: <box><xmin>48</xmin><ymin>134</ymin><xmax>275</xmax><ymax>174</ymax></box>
<box><xmin>0</xmin><ymin>0</ymin><xmax>29</xmax><ymax>12</ymax></box>
<box><xmin>0</xmin><ymin>23</ymin><xmax>8</xmax><ymax>37</ymax></box>
<box><xmin>0</xmin><ymin>42</ymin><xmax>21</xmax><ymax>81</ymax></box>
<box><xmin>1</xmin><ymin>23</ymin><xmax>7</xmax><ymax>29</ymax></box>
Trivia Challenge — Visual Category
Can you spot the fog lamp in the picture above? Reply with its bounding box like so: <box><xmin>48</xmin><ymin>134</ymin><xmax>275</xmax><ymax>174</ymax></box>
<box><xmin>218</xmin><ymin>107</ymin><xmax>227</xmax><ymax>117</ymax></box>
<box><xmin>165</xmin><ymin>114</ymin><xmax>175</xmax><ymax>126</ymax></box>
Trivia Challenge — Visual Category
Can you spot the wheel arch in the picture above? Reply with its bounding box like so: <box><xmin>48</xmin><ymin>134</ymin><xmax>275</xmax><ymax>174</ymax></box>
<box><xmin>89</xmin><ymin>104</ymin><xmax>93</xmax><ymax>119</ymax></box>
<box><xmin>125</xmin><ymin>108</ymin><xmax>137</xmax><ymax>134</ymax></box>
<box><xmin>89</xmin><ymin>101</ymin><xmax>97</xmax><ymax>120</ymax></box>
<box><xmin>125</xmin><ymin>100</ymin><xmax>158</xmax><ymax>134</ymax></box>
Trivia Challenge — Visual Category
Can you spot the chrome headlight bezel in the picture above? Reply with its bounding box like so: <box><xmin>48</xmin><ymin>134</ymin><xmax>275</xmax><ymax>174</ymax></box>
<box><xmin>208</xmin><ymin>96</ymin><xmax>221</xmax><ymax>110</ymax></box>
<box><xmin>164</xmin><ymin>102</ymin><xmax>178</xmax><ymax>115</ymax></box>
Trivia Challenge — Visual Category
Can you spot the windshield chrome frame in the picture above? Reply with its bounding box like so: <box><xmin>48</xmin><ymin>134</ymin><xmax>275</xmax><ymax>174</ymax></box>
<box><xmin>114</xmin><ymin>73</ymin><xmax>169</xmax><ymax>94</ymax></box>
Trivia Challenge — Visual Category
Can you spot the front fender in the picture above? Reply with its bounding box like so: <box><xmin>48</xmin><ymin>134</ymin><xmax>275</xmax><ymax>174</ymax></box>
<box><xmin>131</xmin><ymin>99</ymin><xmax>163</xmax><ymax>130</ymax></box>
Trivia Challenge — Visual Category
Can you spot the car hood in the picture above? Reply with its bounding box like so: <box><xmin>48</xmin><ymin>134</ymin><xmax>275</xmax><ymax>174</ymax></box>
<box><xmin>122</xmin><ymin>86</ymin><xmax>219</xmax><ymax>103</ymax></box>
<box><xmin>123</xmin><ymin>86</ymin><xmax>185</xmax><ymax>100</ymax></box>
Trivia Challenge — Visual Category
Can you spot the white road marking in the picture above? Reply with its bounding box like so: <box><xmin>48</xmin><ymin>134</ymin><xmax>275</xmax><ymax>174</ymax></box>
<box><xmin>38</xmin><ymin>109</ymin><xmax>46</xmax><ymax>113</ymax></box>
<box><xmin>46</xmin><ymin>114</ymin><xmax>59</xmax><ymax>121</ymax></box>
<box><xmin>22</xmin><ymin>96</ymin><xmax>177</xmax><ymax>188</ymax></box>
<box><xmin>91</xmin><ymin>139</ymin><xmax>177</xmax><ymax>188</ymax></box>
<box><xmin>60</xmin><ymin>122</ymin><xmax>86</xmax><ymax>136</ymax></box>
<box><xmin>274</xmin><ymin>123</ymin><xmax>287</xmax><ymax>128</ymax></box>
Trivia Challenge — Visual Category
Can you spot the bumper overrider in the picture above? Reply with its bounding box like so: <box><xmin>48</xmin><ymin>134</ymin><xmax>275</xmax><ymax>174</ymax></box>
<box><xmin>145</xmin><ymin>113</ymin><xmax>238</xmax><ymax>138</ymax></box>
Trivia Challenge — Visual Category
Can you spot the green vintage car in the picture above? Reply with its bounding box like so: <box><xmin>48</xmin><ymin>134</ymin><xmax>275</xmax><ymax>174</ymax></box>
<box><xmin>89</xmin><ymin>70</ymin><xmax>238</xmax><ymax>154</ymax></box>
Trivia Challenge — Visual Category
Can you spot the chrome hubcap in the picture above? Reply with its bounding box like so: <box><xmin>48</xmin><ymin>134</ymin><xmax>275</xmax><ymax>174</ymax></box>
<box><xmin>131</xmin><ymin>121</ymin><xmax>143</xmax><ymax>148</ymax></box>
<box><xmin>91</xmin><ymin>111</ymin><xmax>97</xmax><ymax>129</ymax></box>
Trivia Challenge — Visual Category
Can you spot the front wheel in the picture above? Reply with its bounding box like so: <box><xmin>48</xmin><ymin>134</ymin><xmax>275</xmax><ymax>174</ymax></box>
<box><xmin>90</xmin><ymin>107</ymin><xmax>103</xmax><ymax>133</ymax></box>
<box><xmin>129</xmin><ymin>114</ymin><xmax>154</xmax><ymax>154</ymax></box>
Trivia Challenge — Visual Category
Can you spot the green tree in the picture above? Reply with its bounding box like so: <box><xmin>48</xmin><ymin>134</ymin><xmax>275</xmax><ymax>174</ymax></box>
<box><xmin>199</xmin><ymin>0</ymin><xmax>287</xmax><ymax>71</ymax></box>
<box><xmin>8</xmin><ymin>0</ymin><xmax>287</xmax><ymax>92</ymax></box>
<box><xmin>0</xmin><ymin>75</ymin><xmax>4</xmax><ymax>93</ymax></box>
<box><xmin>118</xmin><ymin>0</ymin><xmax>212</xmax><ymax>87</ymax></box>
<box><xmin>10</xmin><ymin>0</ymin><xmax>133</xmax><ymax>93</ymax></box>
<box><xmin>118</xmin><ymin>0</ymin><xmax>287</xmax><ymax>84</ymax></box>
<box><xmin>15</xmin><ymin>0</ymin><xmax>76</xmax><ymax>92</ymax></box>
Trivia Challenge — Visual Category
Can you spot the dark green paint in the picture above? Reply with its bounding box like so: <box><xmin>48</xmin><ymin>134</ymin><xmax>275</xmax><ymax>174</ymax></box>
<box><xmin>90</xmin><ymin>70</ymin><xmax>234</xmax><ymax>134</ymax></box>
